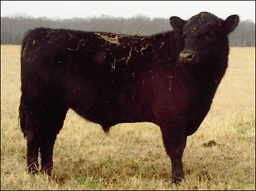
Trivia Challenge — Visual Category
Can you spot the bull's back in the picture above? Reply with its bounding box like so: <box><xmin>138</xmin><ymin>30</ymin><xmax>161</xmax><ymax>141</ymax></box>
<box><xmin>21</xmin><ymin>27</ymin><xmax>149</xmax><ymax>84</ymax></box>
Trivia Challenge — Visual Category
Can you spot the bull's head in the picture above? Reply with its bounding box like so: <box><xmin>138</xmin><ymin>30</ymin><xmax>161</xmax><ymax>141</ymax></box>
<box><xmin>170</xmin><ymin>12</ymin><xmax>239</xmax><ymax>67</ymax></box>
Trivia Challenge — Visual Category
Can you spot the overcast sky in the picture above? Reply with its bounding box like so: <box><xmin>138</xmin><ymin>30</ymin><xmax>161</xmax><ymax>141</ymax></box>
<box><xmin>1</xmin><ymin>1</ymin><xmax>255</xmax><ymax>22</ymax></box>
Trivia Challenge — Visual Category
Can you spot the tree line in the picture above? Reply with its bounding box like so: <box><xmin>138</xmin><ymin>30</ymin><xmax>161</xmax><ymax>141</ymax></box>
<box><xmin>1</xmin><ymin>14</ymin><xmax>255</xmax><ymax>46</ymax></box>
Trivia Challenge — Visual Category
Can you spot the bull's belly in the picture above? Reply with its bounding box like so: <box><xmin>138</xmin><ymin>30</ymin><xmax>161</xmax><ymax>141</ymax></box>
<box><xmin>67</xmin><ymin>97</ymin><xmax>146</xmax><ymax>128</ymax></box>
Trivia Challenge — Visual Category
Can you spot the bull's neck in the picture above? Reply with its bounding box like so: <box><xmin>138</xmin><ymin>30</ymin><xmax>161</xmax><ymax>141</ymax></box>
<box><xmin>179</xmin><ymin>57</ymin><xmax>228</xmax><ymax>100</ymax></box>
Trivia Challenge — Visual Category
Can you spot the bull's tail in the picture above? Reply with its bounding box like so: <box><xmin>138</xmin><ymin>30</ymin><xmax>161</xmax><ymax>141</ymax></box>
<box><xmin>19</xmin><ymin>97</ymin><xmax>27</xmax><ymax>139</ymax></box>
<box><xmin>20</xmin><ymin>31</ymin><xmax>29</xmax><ymax>139</ymax></box>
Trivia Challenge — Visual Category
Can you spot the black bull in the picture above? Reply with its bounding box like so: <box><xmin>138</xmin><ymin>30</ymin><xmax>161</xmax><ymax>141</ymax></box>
<box><xmin>19</xmin><ymin>12</ymin><xmax>239</xmax><ymax>183</ymax></box>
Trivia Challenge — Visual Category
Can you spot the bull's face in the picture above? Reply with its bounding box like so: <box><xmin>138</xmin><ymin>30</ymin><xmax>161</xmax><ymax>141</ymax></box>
<box><xmin>170</xmin><ymin>12</ymin><xmax>239</xmax><ymax>67</ymax></box>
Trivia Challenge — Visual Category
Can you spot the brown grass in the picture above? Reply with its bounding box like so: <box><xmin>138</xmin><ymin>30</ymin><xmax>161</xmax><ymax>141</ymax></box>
<box><xmin>1</xmin><ymin>45</ymin><xmax>255</xmax><ymax>190</ymax></box>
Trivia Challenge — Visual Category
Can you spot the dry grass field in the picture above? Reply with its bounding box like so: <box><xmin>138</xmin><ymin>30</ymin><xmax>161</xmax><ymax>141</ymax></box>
<box><xmin>1</xmin><ymin>45</ymin><xmax>255</xmax><ymax>190</ymax></box>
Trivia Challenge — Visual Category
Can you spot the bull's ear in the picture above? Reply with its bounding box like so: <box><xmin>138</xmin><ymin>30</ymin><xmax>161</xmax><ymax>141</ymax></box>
<box><xmin>170</xmin><ymin>16</ymin><xmax>187</xmax><ymax>33</ymax></box>
<box><xmin>224</xmin><ymin>15</ymin><xmax>239</xmax><ymax>33</ymax></box>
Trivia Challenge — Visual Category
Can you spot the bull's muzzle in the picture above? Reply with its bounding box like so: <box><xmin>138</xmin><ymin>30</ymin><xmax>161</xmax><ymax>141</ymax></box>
<box><xmin>179</xmin><ymin>50</ymin><xmax>195</xmax><ymax>65</ymax></box>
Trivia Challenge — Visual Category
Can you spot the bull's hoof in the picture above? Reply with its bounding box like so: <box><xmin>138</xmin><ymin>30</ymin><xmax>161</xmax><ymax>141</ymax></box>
<box><xmin>172</xmin><ymin>179</ymin><xmax>182</xmax><ymax>185</ymax></box>
<box><xmin>172</xmin><ymin>176</ymin><xmax>184</xmax><ymax>185</ymax></box>
<box><xmin>27</xmin><ymin>166</ymin><xmax>39</xmax><ymax>175</ymax></box>
<box><xmin>41</xmin><ymin>168</ymin><xmax>53</xmax><ymax>176</ymax></box>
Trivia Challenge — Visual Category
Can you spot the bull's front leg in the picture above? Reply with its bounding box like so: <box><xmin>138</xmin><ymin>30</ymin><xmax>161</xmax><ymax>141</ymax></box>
<box><xmin>160</xmin><ymin>120</ymin><xmax>187</xmax><ymax>184</ymax></box>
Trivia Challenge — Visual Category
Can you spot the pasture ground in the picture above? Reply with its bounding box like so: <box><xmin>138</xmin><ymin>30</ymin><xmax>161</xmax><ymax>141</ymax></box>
<box><xmin>1</xmin><ymin>45</ymin><xmax>255</xmax><ymax>190</ymax></box>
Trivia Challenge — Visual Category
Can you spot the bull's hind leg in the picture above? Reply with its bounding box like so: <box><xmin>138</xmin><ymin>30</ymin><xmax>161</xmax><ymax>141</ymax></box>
<box><xmin>19</xmin><ymin>98</ymin><xmax>68</xmax><ymax>175</ymax></box>
<box><xmin>23</xmin><ymin>119</ymin><xmax>41</xmax><ymax>174</ymax></box>
<box><xmin>40</xmin><ymin>105</ymin><xmax>68</xmax><ymax>175</ymax></box>
<box><xmin>19</xmin><ymin>100</ymin><xmax>41</xmax><ymax>174</ymax></box>
<box><xmin>27</xmin><ymin>131</ymin><xmax>40</xmax><ymax>174</ymax></box>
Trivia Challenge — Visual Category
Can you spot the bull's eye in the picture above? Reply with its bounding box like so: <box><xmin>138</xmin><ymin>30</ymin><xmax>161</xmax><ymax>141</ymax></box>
<box><xmin>182</xmin><ymin>34</ymin><xmax>187</xmax><ymax>45</ymax></box>
<box><xmin>206</xmin><ymin>31</ymin><xmax>215</xmax><ymax>39</ymax></box>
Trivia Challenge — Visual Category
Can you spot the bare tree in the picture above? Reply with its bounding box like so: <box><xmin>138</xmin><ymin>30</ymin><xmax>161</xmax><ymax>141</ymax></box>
<box><xmin>1</xmin><ymin>15</ymin><xmax>255</xmax><ymax>46</ymax></box>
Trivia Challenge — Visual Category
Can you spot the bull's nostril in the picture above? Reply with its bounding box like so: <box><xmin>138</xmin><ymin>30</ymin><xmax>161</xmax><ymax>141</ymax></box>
<box><xmin>187</xmin><ymin>53</ymin><xmax>194</xmax><ymax>60</ymax></box>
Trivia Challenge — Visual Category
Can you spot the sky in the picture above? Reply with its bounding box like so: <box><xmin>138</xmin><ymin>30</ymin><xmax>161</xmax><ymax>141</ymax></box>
<box><xmin>1</xmin><ymin>1</ymin><xmax>255</xmax><ymax>22</ymax></box>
